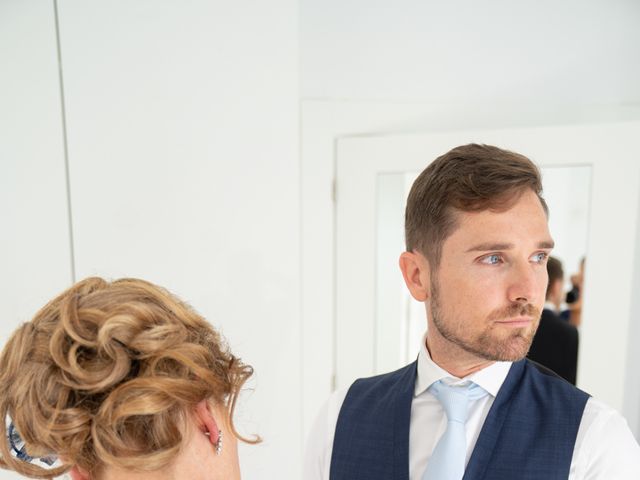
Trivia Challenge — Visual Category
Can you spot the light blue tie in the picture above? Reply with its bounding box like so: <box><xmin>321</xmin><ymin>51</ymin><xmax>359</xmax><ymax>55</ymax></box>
<box><xmin>421</xmin><ymin>381</ymin><xmax>488</xmax><ymax>480</ymax></box>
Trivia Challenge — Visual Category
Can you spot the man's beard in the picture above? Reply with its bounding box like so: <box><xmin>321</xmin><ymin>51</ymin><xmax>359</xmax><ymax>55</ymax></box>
<box><xmin>429</xmin><ymin>275</ymin><xmax>541</xmax><ymax>362</ymax></box>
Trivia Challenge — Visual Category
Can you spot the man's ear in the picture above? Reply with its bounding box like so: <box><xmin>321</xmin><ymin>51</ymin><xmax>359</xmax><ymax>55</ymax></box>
<box><xmin>69</xmin><ymin>466</ymin><xmax>90</xmax><ymax>480</ymax></box>
<box><xmin>399</xmin><ymin>251</ymin><xmax>431</xmax><ymax>301</ymax></box>
<box><xmin>195</xmin><ymin>399</ymin><xmax>220</xmax><ymax>446</ymax></box>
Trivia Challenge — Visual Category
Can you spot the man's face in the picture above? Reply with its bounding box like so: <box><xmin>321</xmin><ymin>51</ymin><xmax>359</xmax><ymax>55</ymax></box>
<box><xmin>427</xmin><ymin>189</ymin><xmax>553</xmax><ymax>362</ymax></box>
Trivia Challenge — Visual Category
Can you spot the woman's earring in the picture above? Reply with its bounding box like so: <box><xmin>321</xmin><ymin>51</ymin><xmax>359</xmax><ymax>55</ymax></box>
<box><xmin>214</xmin><ymin>430</ymin><xmax>223</xmax><ymax>456</ymax></box>
<box><xmin>195</xmin><ymin>399</ymin><xmax>223</xmax><ymax>455</ymax></box>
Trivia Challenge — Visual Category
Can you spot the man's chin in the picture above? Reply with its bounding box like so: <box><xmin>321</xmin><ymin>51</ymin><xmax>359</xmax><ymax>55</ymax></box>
<box><xmin>489</xmin><ymin>340</ymin><xmax>533</xmax><ymax>362</ymax></box>
<box><xmin>433</xmin><ymin>317</ymin><xmax>536</xmax><ymax>362</ymax></box>
<box><xmin>466</xmin><ymin>333</ymin><xmax>534</xmax><ymax>362</ymax></box>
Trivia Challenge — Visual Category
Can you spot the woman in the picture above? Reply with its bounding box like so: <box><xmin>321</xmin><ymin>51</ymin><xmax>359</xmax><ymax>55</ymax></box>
<box><xmin>0</xmin><ymin>277</ymin><xmax>257</xmax><ymax>479</ymax></box>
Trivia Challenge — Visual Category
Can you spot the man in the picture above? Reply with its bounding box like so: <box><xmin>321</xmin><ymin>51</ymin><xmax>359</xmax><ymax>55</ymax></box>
<box><xmin>528</xmin><ymin>256</ymin><xmax>579</xmax><ymax>384</ymax></box>
<box><xmin>304</xmin><ymin>144</ymin><xmax>640</xmax><ymax>479</ymax></box>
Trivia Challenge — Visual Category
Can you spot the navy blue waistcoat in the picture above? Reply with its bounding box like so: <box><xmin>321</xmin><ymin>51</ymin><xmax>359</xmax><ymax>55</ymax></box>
<box><xmin>329</xmin><ymin>359</ymin><xmax>589</xmax><ymax>480</ymax></box>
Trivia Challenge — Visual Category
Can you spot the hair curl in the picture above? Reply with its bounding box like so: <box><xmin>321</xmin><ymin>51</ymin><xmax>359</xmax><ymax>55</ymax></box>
<box><xmin>0</xmin><ymin>277</ymin><xmax>256</xmax><ymax>478</ymax></box>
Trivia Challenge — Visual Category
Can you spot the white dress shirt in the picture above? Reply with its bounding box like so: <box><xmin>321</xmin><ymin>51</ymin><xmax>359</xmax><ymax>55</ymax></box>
<box><xmin>303</xmin><ymin>335</ymin><xmax>640</xmax><ymax>479</ymax></box>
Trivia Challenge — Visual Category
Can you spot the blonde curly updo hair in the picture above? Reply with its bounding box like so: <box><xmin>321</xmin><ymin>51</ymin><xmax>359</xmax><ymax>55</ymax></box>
<box><xmin>0</xmin><ymin>277</ymin><xmax>255</xmax><ymax>479</ymax></box>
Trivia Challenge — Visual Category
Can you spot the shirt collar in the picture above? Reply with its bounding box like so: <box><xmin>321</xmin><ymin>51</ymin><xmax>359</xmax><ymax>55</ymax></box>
<box><xmin>414</xmin><ymin>331</ymin><xmax>512</xmax><ymax>398</ymax></box>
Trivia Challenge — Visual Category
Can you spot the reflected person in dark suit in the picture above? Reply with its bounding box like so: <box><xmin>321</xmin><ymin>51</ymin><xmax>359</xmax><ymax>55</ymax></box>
<box><xmin>528</xmin><ymin>256</ymin><xmax>579</xmax><ymax>384</ymax></box>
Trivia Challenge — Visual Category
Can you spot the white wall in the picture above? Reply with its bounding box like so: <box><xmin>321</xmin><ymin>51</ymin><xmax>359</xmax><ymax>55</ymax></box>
<box><xmin>0</xmin><ymin>3</ymin><xmax>73</xmax><ymax>478</ymax></box>
<box><xmin>301</xmin><ymin>0</ymin><xmax>640</xmax><ymax>105</ymax></box>
<box><xmin>0</xmin><ymin>2</ymin><xmax>72</xmax><ymax>342</ymax></box>
<box><xmin>1</xmin><ymin>1</ymin><xmax>299</xmax><ymax>479</ymax></box>
<box><xmin>624</xmin><ymin>177</ymin><xmax>640</xmax><ymax>438</ymax></box>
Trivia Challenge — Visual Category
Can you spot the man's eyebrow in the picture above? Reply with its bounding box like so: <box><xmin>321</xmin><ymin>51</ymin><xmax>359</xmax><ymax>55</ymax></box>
<box><xmin>466</xmin><ymin>242</ymin><xmax>514</xmax><ymax>253</ymax></box>
<box><xmin>465</xmin><ymin>240</ymin><xmax>555</xmax><ymax>253</ymax></box>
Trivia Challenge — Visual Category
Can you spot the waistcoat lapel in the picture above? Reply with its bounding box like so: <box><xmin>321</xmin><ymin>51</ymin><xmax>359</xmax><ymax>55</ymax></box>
<box><xmin>463</xmin><ymin>359</ymin><xmax>589</xmax><ymax>480</ymax></box>
<box><xmin>463</xmin><ymin>361</ymin><xmax>525</xmax><ymax>480</ymax></box>
<box><xmin>392</xmin><ymin>362</ymin><xmax>417</xmax><ymax>480</ymax></box>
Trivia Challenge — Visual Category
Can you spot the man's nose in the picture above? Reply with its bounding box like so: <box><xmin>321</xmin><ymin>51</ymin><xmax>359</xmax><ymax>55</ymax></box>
<box><xmin>506</xmin><ymin>260</ymin><xmax>539</xmax><ymax>304</ymax></box>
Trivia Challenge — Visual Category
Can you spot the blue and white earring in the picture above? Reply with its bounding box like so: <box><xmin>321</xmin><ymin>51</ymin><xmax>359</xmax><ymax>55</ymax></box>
<box><xmin>7</xmin><ymin>421</ymin><xmax>57</xmax><ymax>467</ymax></box>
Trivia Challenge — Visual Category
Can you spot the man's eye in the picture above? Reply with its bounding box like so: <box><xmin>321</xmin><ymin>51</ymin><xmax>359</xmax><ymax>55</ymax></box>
<box><xmin>531</xmin><ymin>252</ymin><xmax>548</xmax><ymax>263</ymax></box>
<box><xmin>481</xmin><ymin>254</ymin><xmax>502</xmax><ymax>265</ymax></box>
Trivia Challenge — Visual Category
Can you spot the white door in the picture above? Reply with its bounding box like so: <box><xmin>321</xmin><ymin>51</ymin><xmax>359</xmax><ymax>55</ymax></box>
<box><xmin>335</xmin><ymin>122</ymin><xmax>640</xmax><ymax>424</ymax></box>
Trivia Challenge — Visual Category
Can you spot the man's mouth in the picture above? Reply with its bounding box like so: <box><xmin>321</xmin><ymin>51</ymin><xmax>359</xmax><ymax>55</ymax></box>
<box><xmin>495</xmin><ymin>316</ymin><xmax>533</xmax><ymax>328</ymax></box>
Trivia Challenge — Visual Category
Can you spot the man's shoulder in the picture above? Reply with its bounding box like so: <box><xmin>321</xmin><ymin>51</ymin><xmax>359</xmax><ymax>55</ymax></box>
<box><xmin>521</xmin><ymin>358</ymin><xmax>589</xmax><ymax>397</ymax></box>
<box><xmin>573</xmin><ymin>396</ymin><xmax>640</xmax><ymax>477</ymax></box>
<box><xmin>348</xmin><ymin>361</ymin><xmax>417</xmax><ymax>395</ymax></box>
<box><xmin>335</xmin><ymin>361</ymin><xmax>418</xmax><ymax>415</ymax></box>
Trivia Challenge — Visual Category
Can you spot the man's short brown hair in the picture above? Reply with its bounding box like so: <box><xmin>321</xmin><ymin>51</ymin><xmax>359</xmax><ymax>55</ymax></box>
<box><xmin>405</xmin><ymin>143</ymin><xmax>548</xmax><ymax>266</ymax></box>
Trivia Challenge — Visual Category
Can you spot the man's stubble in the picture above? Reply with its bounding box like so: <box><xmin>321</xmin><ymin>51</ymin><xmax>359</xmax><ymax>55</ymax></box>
<box><xmin>429</xmin><ymin>273</ymin><xmax>541</xmax><ymax>362</ymax></box>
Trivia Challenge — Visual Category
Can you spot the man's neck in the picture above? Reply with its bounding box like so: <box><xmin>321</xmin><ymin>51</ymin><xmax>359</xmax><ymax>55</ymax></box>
<box><xmin>426</xmin><ymin>334</ymin><xmax>494</xmax><ymax>378</ymax></box>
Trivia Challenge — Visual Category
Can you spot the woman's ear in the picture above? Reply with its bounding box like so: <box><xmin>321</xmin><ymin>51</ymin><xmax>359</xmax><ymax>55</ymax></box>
<box><xmin>195</xmin><ymin>399</ymin><xmax>221</xmax><ymax>446</ymax></box>
<box><xmin>69</xmin><ymin>465</ymin><xmax>90</xmax><ymax>480</ymax></box>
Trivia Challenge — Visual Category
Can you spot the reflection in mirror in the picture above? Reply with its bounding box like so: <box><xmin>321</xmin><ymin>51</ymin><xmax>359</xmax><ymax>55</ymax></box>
<box><xmin>374</xmin><ymin>165</ymin><xmax>592</xmax><ymax>380</ymax></box>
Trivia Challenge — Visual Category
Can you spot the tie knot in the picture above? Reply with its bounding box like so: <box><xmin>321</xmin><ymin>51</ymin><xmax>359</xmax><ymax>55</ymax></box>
<box><xmin>429</xmin><ymin>381</ymin><xmax>488</xmax><ymax>424</ymax></box>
